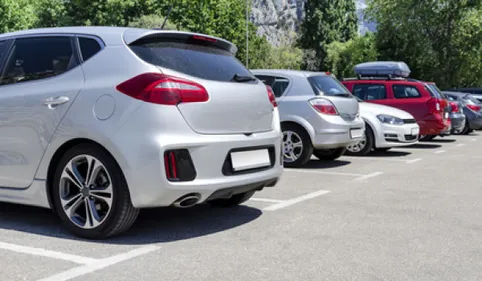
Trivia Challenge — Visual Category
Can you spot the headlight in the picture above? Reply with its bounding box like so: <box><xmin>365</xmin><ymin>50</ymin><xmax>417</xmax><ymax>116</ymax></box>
<box><xmin>377</xmin><ymin>114</ymin><xmax>404</xmax><ymax>125</ymax></box>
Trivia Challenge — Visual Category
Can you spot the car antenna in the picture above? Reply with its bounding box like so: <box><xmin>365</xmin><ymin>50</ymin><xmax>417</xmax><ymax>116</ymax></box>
<box><xmin>160</xmin><ymin>3</ymin><xmax>173</xmax><ymax>29</ymax></box>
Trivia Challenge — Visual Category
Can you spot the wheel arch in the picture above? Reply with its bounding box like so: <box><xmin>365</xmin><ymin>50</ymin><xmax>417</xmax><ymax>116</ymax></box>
<box><xmin>361</xmin><ymin>117</ymin><xmax>378</xmax><ymax>148</ymax></box>
<box><xmin>45</xmin><ymin>138</ymin><xmax>124</xmax><ymax>211</ymax></box>
<box><xmin>280</xmin><ymin>116</ymin><xmax>315</xmax><ymax>144</ymax></box>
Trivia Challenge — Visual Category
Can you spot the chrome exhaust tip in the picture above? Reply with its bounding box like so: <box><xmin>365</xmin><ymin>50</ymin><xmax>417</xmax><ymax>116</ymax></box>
<box><xmin>173</xmin><ymin>194</ymin><xmax>201</xmax><ymax>208</ymax></box>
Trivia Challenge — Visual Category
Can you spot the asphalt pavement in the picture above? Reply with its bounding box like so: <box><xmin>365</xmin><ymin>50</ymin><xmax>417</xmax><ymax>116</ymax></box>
<box><xmin>1</xmin><ymin>133</ymin><xmax>482</xmax><ymax>281</ymax></box>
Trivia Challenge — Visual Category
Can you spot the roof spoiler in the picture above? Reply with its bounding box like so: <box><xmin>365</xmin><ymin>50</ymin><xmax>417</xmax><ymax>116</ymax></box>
<box><xmin>123</xmin><ymin>30</ymin><xmax>238</xmax><ymax>55</ymax></box>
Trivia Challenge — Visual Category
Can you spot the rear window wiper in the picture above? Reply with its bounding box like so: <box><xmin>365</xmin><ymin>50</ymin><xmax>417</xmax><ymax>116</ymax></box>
<box><xmin>231</xmin><ymin>73</ymin><xmax>257</xmax><ymax>83</ymax></box>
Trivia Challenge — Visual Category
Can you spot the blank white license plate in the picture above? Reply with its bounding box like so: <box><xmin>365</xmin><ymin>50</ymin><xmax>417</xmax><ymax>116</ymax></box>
<box><xmin>231</xmin><ymin>149</ymin><xmax>271</xmax><ymax>171</ymax></box>
<box><xmin>411</xmin><ymin>127</ymin><xmax>420</xmax><ymax>135</ymax></box>
<box><xmin>350</xmin><ymin>128</ymin><xmax>363</xmax><ymax>139</ymax></box>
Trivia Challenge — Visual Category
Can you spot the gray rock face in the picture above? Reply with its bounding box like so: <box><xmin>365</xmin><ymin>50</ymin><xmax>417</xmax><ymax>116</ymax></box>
<box><xmin>250</xmin><ymin>0</ymin><xmax>376</xmax><ymax>46</ymax></box>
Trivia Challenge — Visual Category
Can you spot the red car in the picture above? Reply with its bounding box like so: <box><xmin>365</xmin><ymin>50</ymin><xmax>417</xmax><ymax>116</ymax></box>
<box><xmin>342</xmin><ymin>62</ymin><xmax>450</xmax><ymax>139</ymax></box>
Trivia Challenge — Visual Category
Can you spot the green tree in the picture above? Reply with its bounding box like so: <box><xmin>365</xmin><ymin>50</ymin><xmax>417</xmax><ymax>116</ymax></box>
<box><xmin>326</xmin><ymin>33</ymin><xmax>379</xmax><ymax>79</ymax></box>
<box><xmin>367</xmin><ymin>0</ymin><xmax>482</xmax><ymax>88</ymax></box>
<box><xmin>0</xmin><ymin>0</ymin><xmax>37</xmax><ymax>33</ymax></box>
<box><xmin>298</xmin><ymin>0</ymin><xmax>358</xmax><ymax>70</ymax></box>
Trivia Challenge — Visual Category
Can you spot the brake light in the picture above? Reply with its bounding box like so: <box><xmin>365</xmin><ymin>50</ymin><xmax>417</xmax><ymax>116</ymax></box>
<box><xmin>467</xmin><ymin>104</ymin><xmax>481</xmax><ymax>112</ymax></box>
<box><xmin>192</xmin><ymin>35</ymin><xmax>217</xmax><ymax>43</ymax></box>
<box><xmin>427</xmin><ymin>98</ymin><xmax>442</xmax><ymax>114</ymax></box>
<box><xmin>449</xmin><ymin>102</ymin><xmax>459</xmax><ymax>113</ymax></box>
<box><xmin>266</xmin><ymin>85</ymin><xmax>277</xmax><ymax>107</ymax></box>
<box><xmin>116</xmin><ymin>73</ymin><xmax>209</xmax><ymax>105</ymax></box>
<box><xmin>309</xmin><ymin>99</ymin><xmax>338</xmax><ymax>115</ymax></box>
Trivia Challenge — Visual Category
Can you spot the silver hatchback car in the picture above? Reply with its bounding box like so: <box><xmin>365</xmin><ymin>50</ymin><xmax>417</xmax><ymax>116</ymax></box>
<box><xmin>0</xmin><ymin>27</ymin><xmax>283</xmax><ymax>239</ymax></box>
<box><xmin>251</xmin><ymin>70</ymin><xmax>364</xmax><ymax>167</ymax></box>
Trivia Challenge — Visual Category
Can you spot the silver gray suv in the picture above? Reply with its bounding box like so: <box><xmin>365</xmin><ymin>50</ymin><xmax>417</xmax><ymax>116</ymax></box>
<box><xmin>252</xmin><ymin>70</ymin><xmax>364</xmax><ymax>167</ymax></box>
<box><xmin>0</xmin><ymin>27</ymin><xmax>283</xmax><ymax>239</ymax></box>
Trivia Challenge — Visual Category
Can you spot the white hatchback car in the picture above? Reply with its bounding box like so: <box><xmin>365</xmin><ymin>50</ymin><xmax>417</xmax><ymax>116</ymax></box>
<box><xmin>346</xmin><ymin>99</ymin><xmax>420</xmax><ymax>155</ymax></box>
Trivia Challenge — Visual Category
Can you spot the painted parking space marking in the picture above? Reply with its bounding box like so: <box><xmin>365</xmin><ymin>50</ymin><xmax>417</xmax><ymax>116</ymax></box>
<box><xmin>250</xmin><ymin>198</ymin><xmax>286</xmax><ymax>203</ymax></box>
<box><xmin>263</xmin><ymin>189</ymin><xmax>331</xmax><ymax>211</ymax></box>
<box><xmin>434</xmin><ymin>150</ymin><xmax>446</xmax><ymax>154</ymax></box>
<box><xmin>353</xmin><ymin>171</ymin><xmax>384</xmax><ymax>182</ymax></box>
<box><xmin>405</xmin><ymin>158</ymin><xmax>422</xmax><ymax>164</ymax></box>
<box><xmin>284</xmin><ymin>168</ymin><xmax>363</xmax><ymax>177</ymax></box>
<box><xmin>456</xmin><ymin>143</ymin><xmax>465</xmax><ymax>147</ymax></box>
<box><xmin>0</xmin><ymin>241</ymin><xmax>97</xmax><ymax>264</ymax></box>
<box><xmin>37</xmin><ymin>245</ymin><xmax>159</xmax><ymax>281</ymax></box>
<box><xmin>341</xmin><ymin>156</ymin><xmax>410</xmax><ymax>163</ymax></box>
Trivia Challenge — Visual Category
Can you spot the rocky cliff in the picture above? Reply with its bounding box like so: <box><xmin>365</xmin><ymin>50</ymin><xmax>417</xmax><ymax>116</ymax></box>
<box><xmin>250</xmin><ymin>0</ymin><xmax>376</xmax><ymax>46</ymax></box>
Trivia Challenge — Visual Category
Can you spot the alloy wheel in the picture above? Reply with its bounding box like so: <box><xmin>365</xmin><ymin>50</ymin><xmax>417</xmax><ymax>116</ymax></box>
<box><xmin>347</xmin><ymin>132</ymin><xmax>367</xmax><ymax>153</ymax></box>
<box><xmin>283</xmin><ymin>130</ymin><xmax>304</xmax><ymax>163</ymax></box>
<box><xmin>59</xmin><ymin>155</ymin><xmax>113</xmax><ymax>229</ymax></box>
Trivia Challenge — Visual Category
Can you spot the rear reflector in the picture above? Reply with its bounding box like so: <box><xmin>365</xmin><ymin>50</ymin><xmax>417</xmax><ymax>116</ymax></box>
<box><xmin>309</xmin><ymin>98</ymin><xmax>338</xmax><ymax>115</ymax></box>
<box><xmin>164</xmin><ymin>149</ymin><xmax>197</xmax><ymax>182</ymax></box>
<box><xmin>116</xmin><ymin>73</ymin><xmax>209</xmax><ymax>105</ymax></box>
<box><xmin>467</xmin><ymin>104</ymin><xmax>481</xmax><ymax>112</ymax></box>
<box><xmin>266</xmin><ymin>85</ymin><xmax>277</xmax><ymax>107</ymax></box>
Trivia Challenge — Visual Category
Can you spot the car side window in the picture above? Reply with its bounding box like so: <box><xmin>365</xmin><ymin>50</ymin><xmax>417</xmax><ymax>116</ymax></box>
<box><xmin>392</xmin><ymin>85</ymin><xmax>422</xmax><ymax>99</ymax></box>
<box><xmin>255</xmin><ymin>75</ymin><xmax>275</xmax><ymax>86</ymax></box>
<box><xmin>0</xmin><ymin>40</ymin><xmax>9</xmax><ymax>69</ymax></box>
<box><xmin>0</xmin><ymin>36</ymin><xmax>76</xmax><ymax>86</ymax></box>
<box><xmin>352</xmin><ymin>84</ymin><xmax>387</xmax><ymax>100</ymax></box>
<box><xmin>79</xmin><ymin>37</ymin><xmax>102</xmax><ymax>62</ymax></box>
<box><xmin>271</xmin><ymin>78</ymin><xmax>290</xmax><ymax>97</ymax></box>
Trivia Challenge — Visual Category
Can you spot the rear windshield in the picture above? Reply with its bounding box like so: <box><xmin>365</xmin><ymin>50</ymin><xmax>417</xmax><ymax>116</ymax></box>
<box><xmin>129</xmin><ymin>40</ymin><xmax>253</xmax><ymax>82</ymax></box>
<box><xmin>464</xmin><ymin>94</ymin><xmax>481</xmax><ymax>105</ymax></box>
<box><xmin>426</xmin><ymin>84</ymin><xmax>447</xmax><ymax>99</ymax></box>
<box><xmin>308</xmin><ymin>75</ymin><xmax>352</xmax><ymax>97</ymax></box>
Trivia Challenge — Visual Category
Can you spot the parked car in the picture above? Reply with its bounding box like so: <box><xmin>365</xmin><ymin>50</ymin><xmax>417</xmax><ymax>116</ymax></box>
<box><xmin>251</xmin><ymin>69</ymin><xmax>364</xmax><ymax>167</ymax></box>
<box><xmin>346</xmin><ymin>97</ymin><xmax>419</xmax><ymax>156</ymax></box>
<box><xmin>443</xmin><ymin>91</ymin><xmax>482</xmax><ymax>134</ymax></box>
<box><xmin>0</xmin><ymin>27</ymin><xmax>283</xmax><ymax>239</ymax></box>
<box><xmin>446</xmin><ymin>88</ymin><xmax>482</xmax><ymax>103</ymax></box>
<box><xmin>342</xmin><ymin>61</ymin><xmax>450</xmax><ymax>141</ymax></box>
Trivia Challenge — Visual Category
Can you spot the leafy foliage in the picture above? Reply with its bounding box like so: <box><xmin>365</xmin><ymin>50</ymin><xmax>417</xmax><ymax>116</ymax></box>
<box><xmin>0</xmin><ymin>0</ymin><xmax>37</xmax><ymax>33</ymax></box>
<box><xmin>298</xmin><ymin>0</ymin><xmax>358</xmax><ymax>70</ymax></box>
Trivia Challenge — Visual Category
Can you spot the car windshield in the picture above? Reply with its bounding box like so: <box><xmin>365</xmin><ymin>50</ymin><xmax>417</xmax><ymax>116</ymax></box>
<box><xmin>308</xmin><ymin>75</ymin><xmax>352</xmax><ymax>97</ymax></box>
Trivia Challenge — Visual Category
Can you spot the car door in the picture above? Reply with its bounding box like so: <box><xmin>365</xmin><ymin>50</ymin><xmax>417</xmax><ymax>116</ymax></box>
<box><xmin>0</xmin><ymin>35</ymin><xmax>84</xmax><ymax>188</ymax></box>
<box><xmin>388</xmin><ymin>83</ymin><xmax>429</xmax><ymax>121</ymax></box>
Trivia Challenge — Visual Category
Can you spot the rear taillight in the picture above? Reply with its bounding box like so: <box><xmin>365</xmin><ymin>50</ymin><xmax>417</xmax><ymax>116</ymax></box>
<box><xmin>467</xmin><ymin>104</ymin><xmax>481</xmax><ymax>112</ymax></box>
<box><xmin>266</xmin><ymin>85</ymin><xmax>277</xmax><ymax>107</ymax></box>
<box><xmin>164</xmin><ymin>149</ymin><xmax>197</xmax><ymax>182</ymax></box>
<box><xmin>116</xmin><ymin>73</ymin><xmax>209</xmax><ymax>105</ymax></box>
<box><xmin>309</xmin><ymin>98</ymin><xmax>338</xmax><ymax>115</ymax></box>
<box><xmin>427</xmin><ymin>98</ymin><xmax>442</xmax><ymax>114</ymax></box>
<box><xmin>450</xmin><ymin>102</ymin><xmax>459</xmax><ymax>113</ymax></box>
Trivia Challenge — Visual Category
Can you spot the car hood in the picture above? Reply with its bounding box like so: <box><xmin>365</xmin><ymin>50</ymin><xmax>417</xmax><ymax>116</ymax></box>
<box><xmin>359</xmin><ymin>102</ymin><xmax>415</xmax><ymax>119</ymax></box>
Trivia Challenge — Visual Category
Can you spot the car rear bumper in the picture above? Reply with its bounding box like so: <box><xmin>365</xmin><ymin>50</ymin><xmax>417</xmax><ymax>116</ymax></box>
<box><xmin>312</xmin><ymin>116</ymin><xmax>365</xmax><ymax>149</ymax></box>
<box><xmin>418</xmin><ymin>114</ymin><xmax>450</xmax><ymax>135</ymax></box>
<box><xmin>112</xmin><ymin>105</ymin><xmax>284</xmax><ymax>209</ymax></box>
<box><xmin>375</xmin><ymin>123</ymin><xmax>420</xmax><ymax>148</ymax></box>
<box><xmin>450</xmin><ymin>113</ymin><xmax>466</xmax><ymax>132</ymax></box>
<box><xmin>468</xmin><ymin>114</ymin><xmax>482</xmax><ymax>130</ymax></box>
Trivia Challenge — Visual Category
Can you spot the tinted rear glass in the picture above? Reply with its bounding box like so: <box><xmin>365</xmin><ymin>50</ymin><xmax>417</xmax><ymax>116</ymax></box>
<box><xmin>79</xmin><ymin>37</ymin><xmax>102</xmax><ymax>62</ymax></box>
<box><xmin>426</xmin><ymin>84</ymin><xmax>447</xmax><ymax>99</ymax></box>
<box><xmin>464</xmin><ymin>95</ymin><xmax>481</xmax><ymax>105</ymax></box>
<box><xmin>130</xmin><ymin>41</ymin><xmax>253</xmax><ymax>82</ymax></box>
<box><xmin>0</xmin><ymin>41</ymin><xmax>9</xmax><ymax>67</ymax></box>
<box><xmin>308</xmin><ymin>75</ymin><xmax>352</xmax><ymax>97</ymax></box>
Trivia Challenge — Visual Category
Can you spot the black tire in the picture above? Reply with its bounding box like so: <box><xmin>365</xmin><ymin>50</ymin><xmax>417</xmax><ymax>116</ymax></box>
<box><xmin>208</xmin><ymin>191</ymin><xmax>255</xmax><ymax>207</ymax></box>
<box><xmin>313</xmin><ymin>147</ymin><xmax>347</xmax><ymax>161</ymax></box>
<box><xmin>419</xmin><ymin>135</ymin><xmax>435</xmax><ymax>141</ymax></box>
<box><xmin>455</xmin><ymin>118</ymin><xmax>470</xmax><ymax>135</ymax></box>
<box><xmin>345</xmin><ymin>125</ymin><xmax>375</xmax><ymax>156</ymax></box>
<box><xmin>51</xmin><ymin>143</ymin><xmax>139</xmax><ymax>240</ymax></box>
<box><xmin>281</xmin><ymin>123</ymin><xmax>314</xmax><ymax>168</ymax></box>
<box><xmin>375</xmin><ymin>147</ymin><xmax>392</xmax><ymax>152</ymax></box>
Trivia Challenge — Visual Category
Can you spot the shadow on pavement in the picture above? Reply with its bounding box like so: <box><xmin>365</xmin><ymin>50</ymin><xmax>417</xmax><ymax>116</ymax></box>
<box><xmin>0</xmin><ymin>202</ymin><xmax>262</xmax><ymax>244</ymax></box>
<box><xmin>301</xmin><ymin>159</ymin><xmax>351</xmax><ymax>169</ymax></box>
<box><xmin>406</xmin><ymin>143</ymin><xmax>442</xmax><ymax>149</ymax></box>
<box><xmin>426</xmin><ymin>138</ymin><xmax>456</xmax><ymax>143</ymax></box>
<box><xmin>366</xmin><ymin>150</ymin><xmax>412</xmax><ymax>157</ymax></box>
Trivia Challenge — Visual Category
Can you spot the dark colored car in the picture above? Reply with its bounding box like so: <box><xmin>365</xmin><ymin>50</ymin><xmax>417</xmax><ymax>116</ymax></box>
<box><xmin>443</xmin><ymin>91</ymin><xmax>482</xmax><ymax>135</ymax></box>
<box><xmin>447</xmin><ymin>88</ymin><xmax>482</xmax><ymax>103</ymax></box>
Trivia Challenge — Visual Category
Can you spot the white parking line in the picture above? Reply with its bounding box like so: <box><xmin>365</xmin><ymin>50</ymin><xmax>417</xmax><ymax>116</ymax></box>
<box><xmin>250</xmin><ymin>198</ymin><xmax>286</xmax><ymax>203</ymax></box>
<box><xmin>284</xmin><ymin>168</ymin><xmax>363</xmax><ymax>177</ymax></box>
<box><xmin>341</xmin><ymin>156</ymin><xmax>409</xmax><ymax>163</ymax></box>
<box><xmin>37</xmin><ymin>245</ymin><xmax>159</xmax><ymax>281</ymax></box>
<box><xmin>263</xmin><ymin>190</ymin><xmax>331</xmax><ymax>211</ymax></box>
<box><xmin>353</xmin><ymin>171</ymin><xmax>384</xmax><ymax>182</ymax></box>
<box><xmin>434</xmin><ymin>150</ymin><xmax>446</xmax><ymax>154</ymax></box>
<box><xmin>405</xmin><ymin>158</ymin><xmax>422</xmax><ymax>164</ymax></box>
<box><xmin>0</xmin><ymin>241</ymin><xmax>97</xmax><ymax>264</ymax></box>
<box><xmin>456</xmin><ymin>143</ymin><xmax>465</xmax><ymax>147</ymax></box>
<box><xmin>471</xmin><ymin>138</ymin><xmax>477</xmax><ymax>141</ymax></box>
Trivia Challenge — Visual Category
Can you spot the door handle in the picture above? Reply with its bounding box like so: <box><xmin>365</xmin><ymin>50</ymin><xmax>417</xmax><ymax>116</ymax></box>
<box><xmin>43</xmin><ymin>96</ymin><xmax>69</xmax><ymax>109</ymax></box>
